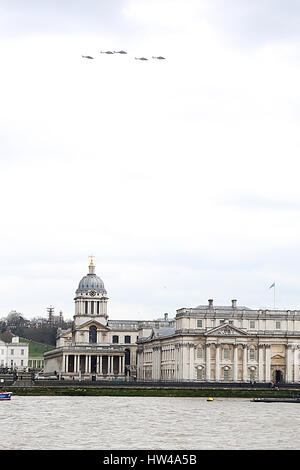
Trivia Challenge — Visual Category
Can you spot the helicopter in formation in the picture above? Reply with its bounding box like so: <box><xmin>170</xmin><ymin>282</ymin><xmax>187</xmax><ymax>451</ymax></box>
<box><xmin>82</xmin><ymin>50</ymin><xmax>166</xmax><ymax>61</ymax></box>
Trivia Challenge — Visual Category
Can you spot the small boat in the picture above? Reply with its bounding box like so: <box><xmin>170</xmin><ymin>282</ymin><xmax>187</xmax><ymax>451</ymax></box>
<box><xmin>251</xmin><ymin>397</ymin><xmax>300</xmax><ymax>403</ymax></box>
<box><xmin>207</xmin><ymin>397</ymin><xmax>214</xmax><ymax>401</ymax></box>
<box><xmin>0</xmin><ymin>392</ymin><xmax>12</xmax><ymax>401</ymax></box>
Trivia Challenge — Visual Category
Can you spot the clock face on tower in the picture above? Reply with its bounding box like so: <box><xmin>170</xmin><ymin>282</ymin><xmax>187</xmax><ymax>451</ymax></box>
<box><xmin>89</xmin><ymin>290</ymin><xmax>97</xmax><ymax>296</ymax></box>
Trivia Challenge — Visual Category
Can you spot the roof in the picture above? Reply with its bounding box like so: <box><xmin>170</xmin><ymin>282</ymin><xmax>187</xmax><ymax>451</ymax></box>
<box><xmin>194</xmin><ymin>305</ymin><xmax>251</xmax><ymax>311</ymax></box>
<box><xmin>152</xmin><ymin>327</ymin><xmax>175</xmax><ymax>338</ymax></box>
<box><xmin>139</xmin><ymin>326</ymin><xmax>175</xmax><ymax>342</ymax></box>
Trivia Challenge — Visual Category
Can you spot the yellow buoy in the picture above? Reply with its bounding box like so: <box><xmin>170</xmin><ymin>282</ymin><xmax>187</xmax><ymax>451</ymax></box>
<box><xmin>207</xmin><ymin>397</ymin><xmax>214</xmax><ymax>401</ymax></box>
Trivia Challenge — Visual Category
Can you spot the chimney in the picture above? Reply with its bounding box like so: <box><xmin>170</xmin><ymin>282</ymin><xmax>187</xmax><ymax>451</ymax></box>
<box><xmin>208</xmin><ymin>299</ymin><xmax>213</xmax><ymax>308</ymax></box>
<box><xmin>231</xmin><ymin>299</ymin><xmax>237</xmax><ymax>309</ymax></box>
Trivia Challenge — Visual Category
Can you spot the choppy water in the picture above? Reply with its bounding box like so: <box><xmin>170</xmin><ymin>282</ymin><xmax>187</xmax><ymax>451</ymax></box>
<box><xmin>1</xmin><ymin>396</ymin><xmax>300</xmax><ymax>450</ymax></box>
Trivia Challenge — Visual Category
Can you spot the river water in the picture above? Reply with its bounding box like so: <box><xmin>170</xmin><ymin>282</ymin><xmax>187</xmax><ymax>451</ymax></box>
<box><xmin>1</xmin><ymin>396</ymin><xmax>300</xmax><ymax>450</ymax></box>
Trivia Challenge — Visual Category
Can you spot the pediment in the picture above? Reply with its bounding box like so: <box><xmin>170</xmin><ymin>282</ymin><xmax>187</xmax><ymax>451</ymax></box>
<box><xmin>74</xmin><ymin>319</ymin><xmax>110</xmax><ymax>331</ymax></box>
<box><xmin>271</xmin><ymin>354</ymin><xmax>284</xmax><ymax>360</ymax></box>
<box><xmin>205</xmin><ymin>323</ymin><xmax>248</xmax><ymax>337</ymax></box>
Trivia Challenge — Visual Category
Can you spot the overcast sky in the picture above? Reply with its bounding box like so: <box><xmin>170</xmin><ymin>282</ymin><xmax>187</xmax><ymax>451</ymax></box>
<box><xmin>1</xmin><ymin>0</ymin><xmax>300</xmax><ymax>320</ymax></box>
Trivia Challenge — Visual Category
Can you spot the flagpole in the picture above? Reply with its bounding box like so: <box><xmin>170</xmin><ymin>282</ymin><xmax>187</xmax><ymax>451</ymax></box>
<box><xmin>269</xmin><ymin>282</ymin><xmax>276</xmax><ymax>309</ymax></box>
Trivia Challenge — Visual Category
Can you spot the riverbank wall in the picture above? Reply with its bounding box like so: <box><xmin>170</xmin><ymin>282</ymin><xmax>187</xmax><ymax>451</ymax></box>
<box><xmin>2</xmin><ymin>382</ymin><xmax>300</xmax><ymax>398</ymax></box>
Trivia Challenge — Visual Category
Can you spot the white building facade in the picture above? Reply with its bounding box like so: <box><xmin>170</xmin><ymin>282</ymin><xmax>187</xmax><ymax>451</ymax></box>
<box><xmin>137</xmin><ymin>299</ymin><xmax>300</xmax><ymax>384</ymax></box>
<box><xmin>44</xmin><ymin>260</ymin><xmax>300</xmax><ymax>384</ymax></box>
<box><xmin>44</xmin><ymin>259</ymin><xmax>173</xmax><ymax>380</ymax></box>
<box><xmin>0</xmin><ymin>336</ymin><xmax>29</xmax><ymax>371</ymax></box>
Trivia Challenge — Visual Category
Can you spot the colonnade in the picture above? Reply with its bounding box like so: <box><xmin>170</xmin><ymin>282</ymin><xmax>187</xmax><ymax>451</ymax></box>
<box><xmin>63</xmin><ymin>353</ymin><xmax>125</xmax><ymax>377</ymax></box>
<box><xmin>203</xmin><ymin>342</ymin><xmax>270</xmax><ymax>381</ymax></box>
<box><xmin>203</xmin><ymin>342</ymin><xmax>299</xmax><ymax>383</ymax></box>
<box><xmin>138</xmin><ymin>341</ymin><xmax>300</xmax><ymax>383</ymax></box>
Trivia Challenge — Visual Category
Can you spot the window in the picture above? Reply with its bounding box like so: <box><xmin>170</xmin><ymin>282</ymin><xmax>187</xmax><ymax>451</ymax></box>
<box><xmin>276</xmin><ymin>321</ymin><xmax>281</xmax><ymax>329</ymax></box>
<box><xmin>125</xmin><ymin>335</ymin><xmax>131</xmax><ymax>344</ymax></box>
<box><xmin>91</xmin><ymin>301</ymin><xmax>94</xmax><ymax>314</ymax></box>
<box><xmin>197</xmin><ymin>368</ymin><xmax>203</xmax><ymax>380</ymax></box>
<box><xmin>11</xmin><ymin>349</ymin><xmax>14</xmax><ymax>355</ymax></box>
<box><xmin>197</xmin><ymin>320</ymin><xmax>202</xmax><ymax>328</ymax></box>
<box><xmin>197</xmin><ymin>348</ymin><xmax>203</xmax><ymax>359</ymax></box>
<box><xmin>249</xmin><ymin>348</ymin><xmax>255</xmax><ymax>360</ymax></box>
<box><xmin>97</xmin><ymin>302</ymin><xmax>100</xmax><ymax>314</ymax></box>
<box><xmin>224</xmin><ymin>369</ymin><xmax>229</xmax><ymax>380</ymax></box>
<box><xmin>21</xmin><ymin>349</ymin><xmax>24</xmax><ymax>355</ymax></box>
<box><xmin>112</xmin><ymin>335</ymin><xmax>119</xmax><ymax>344</ymax></box>
<box><xmin>85</xmin><ymin>301</ymin><xmax>88</xmax><ymax>314</ymax></box>
<box><xmin>21</xmin><ymin>360</ymin><xmax>23</xmax><ymax>366</ymax></box>
<box><xmin>250</xmin><ymin>320</ymin><xmax>255</xmax><ymax>329</ymax></box>
<box><xmin>89</xmin><ymin>325</ymin><xmax>97</xmax><ymax>343</ymax></box>
<box><xmin>224</xmin><ymin>348</ymin><xmax>230</xmax><ymax>359</ymax></box>
<box><xmin>250</xmin><ymin>369</ymin><xmax>255</xmax><ymax>381</ymax></box>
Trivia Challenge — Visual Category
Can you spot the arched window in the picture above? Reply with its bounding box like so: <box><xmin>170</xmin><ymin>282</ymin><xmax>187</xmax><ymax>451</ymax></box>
<box><xmin>89</xmin><ymin>325</ymin><xmax>97</xmax><ymax>343</ymax></box>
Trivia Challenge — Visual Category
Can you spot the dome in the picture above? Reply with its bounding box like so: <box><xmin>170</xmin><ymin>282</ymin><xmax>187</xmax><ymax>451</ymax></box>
<box><xmin>75</xmin><ymin>260</ymin><xmax>107</xmax><ymax>295</ymax></box>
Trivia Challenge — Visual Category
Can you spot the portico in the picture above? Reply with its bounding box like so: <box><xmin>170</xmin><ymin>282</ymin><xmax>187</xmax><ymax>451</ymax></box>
<box><xmin>202</xmin><ymin>340</ymin><xmax>272</xmax><ymax>382</ymax></box>
<box><xmin>137</xmin><ymin>301</ymin><xmax>300</xmax><ymax>384</ymax></box>
<box><xmin>63</xmin><ymin>350</ymin><xmax>125</xmax><ymax>378</ymax></box>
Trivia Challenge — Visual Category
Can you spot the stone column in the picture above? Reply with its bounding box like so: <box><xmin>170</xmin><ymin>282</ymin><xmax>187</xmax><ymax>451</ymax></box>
<box><xmin>265</xmin><ymin>344</ymin><xmax>271</xmax><ymax>382</ymax></box>
<box><xmin>215</xmin><ymin>344</ymin><xmax>220</xmax><ymax>381</ymax></box>
<box><xmin>205</xmin><ymin>343</ymin><xmax>211</xmax><ymax>381</ymax></box>
<box><xmin>294</xmin><ymin>345</ymin><xmax>299</xmax><ymax>383</ymax></box>
<box><xmin>65</xmin><ymin>354</ymin><xmax>68</xmax><ymax>373</ymax></box>
<box><xmin>189</xmin><ymin>344</ymin><xmax>194</xmax><ymax>381</ymax></box>
<box><xmin>242</xmin><ymin>344</ymin><xmax>248</xmax><ymax>382</ymax></box>
<box><xmin>258</xmin><ymin>344</ymin><xmax>264</xmax><ymax>382</ymax></box>
<box><xmin>233</xmin><ymin>344</ymin><xmax>238</xmax><ymax>382</ymax></box>
<box><xmin>286</xmin><ymin>344</ymin><xmax>292</xmax><ymax>383</ymax></box>
<box><xmin>152</xmin><ymin>346</ymin><xmax>157</xmax><ymax>381</ymax></box>
<box><xmin>157</xmin><ymin>346</ymin><xmax>161</xmax><ymax>381</ymax></box>
<box><xmin>174</xmin><ymin>344</ymin><xmax>179</xmax><ymax>381</ymax></box>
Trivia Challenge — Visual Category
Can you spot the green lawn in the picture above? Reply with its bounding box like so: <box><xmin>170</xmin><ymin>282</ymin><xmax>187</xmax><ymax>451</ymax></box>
<box><xmin>19</xmin><ymin>338</ymin><xmax>55</xmax><ymax>357</ymax></box>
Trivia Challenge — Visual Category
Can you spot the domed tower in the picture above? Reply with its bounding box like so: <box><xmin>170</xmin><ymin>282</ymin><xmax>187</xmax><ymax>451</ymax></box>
<box><xmin>74</xmin><ymin>256</ymin><xmax>109</xmax><ymax>326</ymax></box>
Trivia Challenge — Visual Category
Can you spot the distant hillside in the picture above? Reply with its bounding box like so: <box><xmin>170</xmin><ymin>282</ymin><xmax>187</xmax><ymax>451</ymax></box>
<box><xmin>0</xmin><ymin>330</ymin><xmax>14</xmax><ymax>343</ymax></box>
<box><xmin>19</xmin><ymin>338</ymin><xmax>55</xmax><ymax>357</ymax></box>
<box><xmin>0</xmin><ymin>332</ymin><xmax>55</xmax><ymax>356</ymax></box>
<box><xmin>8</xmin><ymin>326</ymin><xmax>58</xmax><ymax>346</ymax></box>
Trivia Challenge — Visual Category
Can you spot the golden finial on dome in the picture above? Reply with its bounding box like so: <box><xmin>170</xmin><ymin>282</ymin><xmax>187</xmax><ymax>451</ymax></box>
<box><xmin>88</xmin><ymin>255</ymin><xmax>95</xmax><ymax>266</ymax></box>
